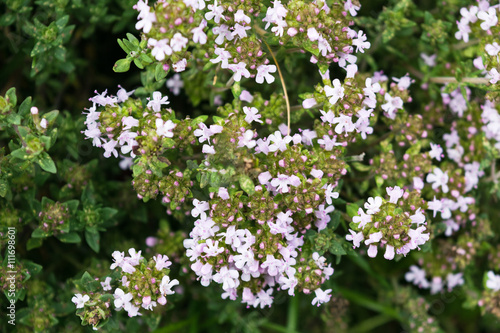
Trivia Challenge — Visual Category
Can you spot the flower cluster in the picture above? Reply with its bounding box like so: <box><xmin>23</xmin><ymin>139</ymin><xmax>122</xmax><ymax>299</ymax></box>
<box><xmin>129</xmin><ymin>0</ymin><xmax>365</xmax><ymax>85</ymax></box>
<box><xmin>405</xmin><ymin>264</ymin><xmax>464</xmax><ymax>294</ymax></box>
<box><xmin>346</xmin><ymin>187</ymin><xmax>429</xmax><ymax>259</ymax></box>
<box><xmin>479</xmin><ymin>271</ymin><xmax>500</xmax><ymax>319</ymax></box>
<box><xmin>78</xmin><ymin>0</ymin><xmax>496</xmax><ymax>319</ymax></box>
<box><xmin>455</xmin><ymin>1</ymin><xmax>500</xmax><ymax>84</ymax></box>
<box><xmin>109</xmin><ymin>248</ymin><xmax>179</xmax><ymax>316</ymax></box>
<box><xmin>72</xmin><ymin>248</ymin><xmax>179</xmax><ymax>329</ymax></box>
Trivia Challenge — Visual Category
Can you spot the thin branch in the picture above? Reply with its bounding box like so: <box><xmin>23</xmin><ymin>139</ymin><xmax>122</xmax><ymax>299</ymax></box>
<box><xmin>428</xmin><ymin>77</ymin><xmax>491</xmax><ymax>85</ymax></box>
<box><xmin>405</xmin><ymin>65</ymin><xmax>490</xmax><ymax>85</ymax></box>
<box><xmin>262</xmin><ymin>39</ymin><xmax>291</xmax><ymax>135</ymax></box>
<box><xmin>212</xmin><ymin>73</ymin><xmax>235</xmax><ymax>92</ymax></box>
<box><xmin>452</xmin><ymin>39</ymin><xmax>480</xmax><ymax>50</ymax></box>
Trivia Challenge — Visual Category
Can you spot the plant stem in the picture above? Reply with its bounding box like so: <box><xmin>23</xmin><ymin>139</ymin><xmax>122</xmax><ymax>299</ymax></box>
<box><xmin>287</xmin><ymin>294</ymin><xmax>299</xmax><ymax>332</ymax></box>
<box><xmin>12</xmin><ymin>124</ymin><xmax>27</xmax><ymax>147</ymax></box>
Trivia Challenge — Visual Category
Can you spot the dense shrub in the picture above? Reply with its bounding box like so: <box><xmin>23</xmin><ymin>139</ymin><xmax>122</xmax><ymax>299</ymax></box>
<box><xmin>1</xmin><ymin>0</ymin><xmax>500</xmax><ymax>332</ymax></box>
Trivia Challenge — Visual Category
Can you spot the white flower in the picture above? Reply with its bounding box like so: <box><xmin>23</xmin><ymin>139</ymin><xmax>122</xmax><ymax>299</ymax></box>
<box><xmin>101</xmin><ymin>277</ymin><xmax>112</xmax><ymax>291</ymax></box>
<box><xmin>268</xmin><ymin>131</ymin><xmax>292</xmax><ymax>152</ymax></box>
<box><xmin>486</xmin><ymin>271</ymin><xmax>500</xmax><ymax>291</ymax></box>
<box><xmin>381</xmin><ymin>93</ymin><xmax>403</xmax><ymax>119</ymax></box>
<box><xmin>345</xmin><ymin>229</ymin><xmax>364</xmax><ymax>248</ymax></box>
<box><xmin>234</xmin><ymin>9</ymin><xmax>251</xmax><ymax>23</ymax></box>
<box><xmin>148</xmin><ymin>38</ymin><xmax>172</xmax><ymax>61</ymax></box>
<box><xmin>256</xmin><ymin>64</ymin><xmax>277</xmax><ymax>84</ymax></box>
<box><xmin>166</xmin><ymin>74</ymin><xmax>184</xmax><ymax>95</ymax></box>
<box><xmin>351</xmin><ymin>30</ymin><xmax>370</xmax><ymax>53</ymax></box>
<box><xmin>405</xmin><ymin>265</ymin><xmax>429</xmax><ymax>288</ymax></box>
<box><xmin>420</xmin><ymin>53</ymin><xmax>437</xmax><ymax>67</ymax></box>
<box><xmin>485</xmin><ymin>42</ymin><xmax>500</xmax><ymax>56</ymax></box>
<box><xmin>114</xmin><ymin>288</ymin><xmax>133</xmax><ymax>309</ymax></box>
<box><xmin>386</xmin><ymin>186</ymin><xmax>404</xmax><ymax>204</ymax></box>
<box><xmin>429</xmin><ymin>143</ymin><xmax>443</xmax><ymax>161</ymax></box>
<box><xmin>446</xmin><ymin>272</ymin><xmax>464</xmax><ymax>291</ymax></box>
<box><xmin>477</xmin><ymin>7</ymin><xmax>498</xmax><ymax>31</ymax></box>
<box><xmin>205</xmin><ymin>0</ymin><xmax>225</xmax><ymax>23</ymax></box>
<box><xmin>156</xmin><ymin>119</ymin><xmax>176</xmax><ymax>138</ymax></box>
<box><xmin>426</xmin><ymin>167</ymin><xmax>449</xmax><ymax>193</ymax></box>
<box><xmin>135</xmin><ymin>11</ymin><xmax>156</xmax><ymax>33</ymax></box>
<box><xmin>410</xmin><ymin>208</ymin><xmax>426</xmax><ymax>225</ymax></box>
<box><xmin>238</xmin><ymin>130</ymin><xmax>256</xmax><ymax>148</ymax></box>
<box><xmin>311</xmin><ymin>288</ymin><xmax>332</xmax><ymax>306</ymax></box>
<box><xmin>102</xmin><ymin>139</ymin><xmax>118</xmax><ymax>158</ymax></box>
<box><xmin>191</xmin><ymin>20</ymin><xmax>208</xmax><ymax>44</ymax></box>
<box><xmin>173</xmin><ymin>58</ymin><xmax>188</xmax><ymax>72</ymax></box>
<box><xmin>364</xmin><ymin>196</ymin><xmax>383</xmax><ymax>214</ymax></box>
<box><xmin>72</xmin><ymin>293</ymin><xmax>90</xmax><ymax>309</ymax></box>
<box><xmin>159</xmin><ymin>276</ymin><xmax>179</xmax><ymax>296</ymax></box>
<box><xmin>228</xmin><ymin>62</ymin><xmax>250</xmax><ymax>82</ymax></box>
<box><xmin>324</xmin><ymin>79</ymin><xmax>344</xmax><ymax>105</ymax></box>
<box><xmin>243</xmin><ymin>106</ymin><xmax>263</xmax><ymax>124</ymax></box>
<box><xmin>147</xmin><ymin>92</ymin><xmax>169</xmax><ymax>112</ymax></box>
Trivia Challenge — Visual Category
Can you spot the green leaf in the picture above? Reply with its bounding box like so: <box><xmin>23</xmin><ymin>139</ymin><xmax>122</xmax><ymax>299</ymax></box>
<box><xmin>64</xmin><ymin>200</ymin><xmax>79</xmax><ymax>214</ymax></box>
<box><xmin>331</xmin><ymin>211</ymin><xmax>341</xmax><ymax>230</ymax></box>
<box><xmin>56</xmin><ymin>232</ymin><xmax>81</xmax><ymax>243</ymax></box>
<box><xmin>133</xmin><ymin>58</ymin><xmax>144</xmax><ymax>69</ymax></box>
<box><xmin>117</xmin><ymin>38</ymin><xmax>130</xmax><ymax>53</ymax></box>
<box><xmin>346</xmin><ymin>203</ymin><xmax>359</xmax><ymax>218</ymax></box>
<box><xmin>79</xmin><ymin>271</ymin><xmax>100</xmax><ymax>293</ymax></box>
<box><xmin>329</xmin><ymin>239</ymin><xmax>347</xmax><ymax>255</ymax></box>
<box><xmin>231</xmin><ymin>81</ymin><xmax>241</xmax><ymax>99</ymax></box>
<box><xmin>239</xmin><ymin>175</ymin><xmax>255</xmax><ymax>196</ymax></box>
<box><xmin>37</xmin><ymin>152</ymin><xmax>57</xmax><ymax>173</ymax></box>
<box><xmin>6</xmin><ymin>113</ymin><xmax>21</xmax><ymax>125</ymax></box>
<box><xmin>18</xmin><ymin>97</ymin><xmax>32</xmax><ymax>116</ymax></box>
<box><xmin>55</xmin><ymin>15</ymin><xmax>69</xmax><ymax>30</ymax></box>
<box><xmin>85</xmin><ymin>229</ymin><xmax>100</xmax><ymax>253</ymax></box>
<box><xmin>43</xmin><ymin>110</ymin><xmax>59</xmax><ymax>123</ymax></box>
<box><xmin>32</xmin><ymin>227</ymin><xmax>50</xmax><ymax>238</ymax></box>
<box><xmin>351</xmin><ymin>162</ymin><xmax>371</xmax><ymax>172</ymax></box>
<box><xmin>80</xmin><ymin>271</ymin><xmax>94</xmax><ymax>285</ymax></box>
<box><xmin>155</xmin><ymin>63</ymin><xmax>168</xmax><ymax>81</ymax></box>
<box><xmin>114</xmin><ymin>58</ymin><xmax>131</xmax><ymax>72</ymax></box>
<box><xmin>0</xmin><ymin>178</ymin><xmax>8</xmax><ymax>198</ymax></box>
<box><xmin>6</xmin><ymin>87</ymin><xmax>16</xmax><ymax>106</ymax></box>
<box><xmin>10</xmin><ymin>147</ymin><xmax>28</xmax><ymax>160</ymax></box>
<box><xmin>23</xmin><ymin>260</ymin><xmax>42</xmax><ymax>275</ymax></box>
<box><xmin>27</xmin><ymin>238</ymin><xmax>43</xmax><ymax>250</ymax></box>
<box><xmin>139</xmin><ymin>53</ymin><xmax>153</xmax><ymax>64</ymax></box>
<box><xmin>126</xmin><ymin>33</ymin><xmax>139</xmax><ymax>45</ymax></box>
<box><xmin>191</xmin><ymin>115</ymin><xmax>208</xmax><ymax>126</ymax></box>
<box><xmin>100</xmin><ymin>207</ymin><xmax>118</xmax><ymax>221</ymax></box>
<box><xmin>405</xmin><ymin>141</ymin><xmax>422</xmax><ymax>156</ymax></box>
<box><xmin>39</xmin><ymin>135</ymin><xmax>52</xmax><ymax>150</ymax></box>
